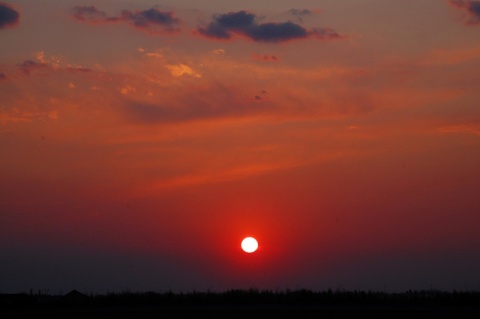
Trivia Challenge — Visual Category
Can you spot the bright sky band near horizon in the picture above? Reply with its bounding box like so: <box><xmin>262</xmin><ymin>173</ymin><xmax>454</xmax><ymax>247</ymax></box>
<box><xmin>1</xmin><ymin>0</ymin><xmax>480</xmax><ymax>293</ymax></box>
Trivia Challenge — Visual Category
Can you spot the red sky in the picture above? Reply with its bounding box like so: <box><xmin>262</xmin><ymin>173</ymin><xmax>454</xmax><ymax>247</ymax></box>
<box><xmin>1</xmin><ymin>0</ymin><xmax>480</xmax><ymax>293</ymax></box>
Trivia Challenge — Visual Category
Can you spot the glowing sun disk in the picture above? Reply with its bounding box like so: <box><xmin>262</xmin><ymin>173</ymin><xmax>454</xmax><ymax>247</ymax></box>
<box><xmin>241</xmin><ymin>237</ymin><xmax>258</xmax><ymax>253</ymax></box>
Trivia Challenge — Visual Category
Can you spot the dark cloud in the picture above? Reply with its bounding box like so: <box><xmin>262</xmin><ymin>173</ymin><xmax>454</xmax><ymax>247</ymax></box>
<box><xmin>0</xmin><ymin>2</ymin><xmax>20</xmax><ymax>29</ymax></box>
<box><xmin>199</xmin><ymin>22</ymin><xmax>231</xmax><ymax>39</ymax></box>
<box><xmin>0</xmin><ymin>72</ymin><xmax>6</xmax><ymax>80</ymax></box>
<box><xmin>121</xmin><ymin>8</ymin><xmax>180</xmax><ymax>31</ymax></box>
<box><xmin>16</xmin><ymin>60</ymin><xmax>48</xmax><ymax>75</ymax></box>
<box><xmin>450</xmin><ymin>0</ymin><xmax>480</xmax><ymax>24</ymax></box>
<box><xmin>198</xmin><ymin>11</ymin><xmax>256</xmax><ymax>39</ymax></box>
<box><xmin>197</xmin><ymin>10</ymin><xmax>341</xmax><ymax>43</ymax></box>
<box><xmin>216</xmin><ymin>11</ymin><xmax>256</xmax><ymax>29</ymax></box>
<box><xmin>71</xmin><ymin>5</ymin><xmax>180</xmax><ymax>33</ymax></box>
<box><xmin>248</xmin><ymin>21</ymin><xmax>309</xmax><ymax>42</ymax></box>
<box><xmin>472</xmin><ymin>1</ymin><xmax>480</xmax><ymax>14</ymax></box>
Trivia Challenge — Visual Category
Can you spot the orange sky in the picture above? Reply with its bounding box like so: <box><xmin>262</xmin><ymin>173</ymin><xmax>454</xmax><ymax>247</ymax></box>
<box><xmin>1</xmin><ymin>0</ymin><xmax>480</xmax><ymax>293</ymax></box>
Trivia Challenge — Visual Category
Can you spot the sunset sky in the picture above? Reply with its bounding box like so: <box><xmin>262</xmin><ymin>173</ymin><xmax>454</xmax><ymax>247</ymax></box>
<box><xmin>1</xmin><ymin>0</ymin><xmax>480</xmax><ymax>294</ymax></box>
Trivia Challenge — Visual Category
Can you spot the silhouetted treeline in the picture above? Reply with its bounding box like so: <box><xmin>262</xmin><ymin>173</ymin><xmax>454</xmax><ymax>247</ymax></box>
<box><xmin>2</xmin><ymin>289</ymin><xmax>480</xmax><ymax>309</ymax></box>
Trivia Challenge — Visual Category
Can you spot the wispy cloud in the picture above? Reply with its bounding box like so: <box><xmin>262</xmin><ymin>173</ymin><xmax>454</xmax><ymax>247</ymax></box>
<box><xmin>121</xmin><ymin>85</ymin><xmax>261</xmax><ymax>125</ymax></box>
<box><xmin>0</xmin><ymin>108</ymin><xmax>58</xmax><ymax>124</ymax></box>
<box><xmin>16</xmin><ymin>60</ymin><xmax>48</xmax><ymax>75</ymax></box>
<box><xmin>71</xmin><ymin>5</ymin><xmax>117</xmax><ymax>23</ymax></box>
<box><xmin>252</xmin><ymin>53</ymin><xmax>280</xmax><ymax>62</ymax></box>
<box><xmin>449</xmin><ymin>0</ymin><xmax>480</xmax><ymax>24</ymax></box>
<box><xmin>71</xmin><ymin>5</ymin><xmax>181</xmax><ymax>33</ymax></box>
<box><xmin>285</xmin><ymin>8</ymin><xmax>321</xmax><ymax>22</ymax></box>
<box><xmin>437</xmin><ymin>123</ymin><xmax>480</xmax><ymax>135</ymax></box>
<box><xmin>287</xmin><ymin>9</ymin><xmax>316</xmax><ymax>17</ymax></box>
<box><xmin>197</xmin><ymin>10</ymin><xmax>342</xmax><ymax>43</ymax></box>
<box><xmin>0</xmin><ymin>2</ymin><xmax>19</xmax><ymax>29</ymax></box>
<box><xmin>420</xmin><ymin>45</ymin><xmax>480</xmax><ymax>66</ymax></box>
<box><xmin>15</xmin><ymin>51</ymin><xmax>93</xmax><ymax>75</ymax></box>
<box><xmin>166</xmin><ymin>64</ymin><xmax>202</xmax><ymax>78</ymax></box>
<box><xmin>210</xmin><ymin>49</ymin><xmax>226</xmax><ymax>55</ymax></box>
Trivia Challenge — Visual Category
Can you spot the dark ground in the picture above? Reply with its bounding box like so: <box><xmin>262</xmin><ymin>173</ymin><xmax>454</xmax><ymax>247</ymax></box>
<box><xmin>2</xmin><ymin>290</ymin><xmax>480</xmax><ymax>318</ymax></box>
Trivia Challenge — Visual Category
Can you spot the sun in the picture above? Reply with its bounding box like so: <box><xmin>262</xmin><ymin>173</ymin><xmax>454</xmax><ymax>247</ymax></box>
<box><xmin>241</xmin><ymin>237</ymin><xmax>258</xmax><ymax>253</ymax></box>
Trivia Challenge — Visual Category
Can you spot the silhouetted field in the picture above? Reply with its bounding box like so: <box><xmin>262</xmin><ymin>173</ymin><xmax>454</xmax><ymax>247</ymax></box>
<box><xmin>2</xmin><ymin>289</ymin><xmax>480</xmax><ymax>318</ymax></box>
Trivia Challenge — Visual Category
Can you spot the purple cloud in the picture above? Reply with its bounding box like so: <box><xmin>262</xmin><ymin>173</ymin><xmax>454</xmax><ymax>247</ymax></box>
<box><xmin>198</xmin><ymin>11</ymin><xmax>255</xmax><ymax>39</ymax></box>
<box><xmin>450</xmin><ymin>0</ymin><xmax>480</xmax><ymax>24</ymax></box>
<box><xmin>0</xmin><ymin>2</ymin><xmax>19</xmax><ymax>29</ymax></box>
<box><xmin>197</xmin><ymin>10</ymin><xmax>341</xmax><ymax>43</ymax></box>
<box><xmin>248</xmin><ymin>21</ymin><xmax>309</xmax><ymax>42</ymax></box>
<box><xmin>121</xmin><ymin>8</ymin><xmax>180</xmax><ymax>31</ymax></box>
<box><xmin>216</xmin><ymin>11</ymin><xmax>255</xmax><ymax>29</ymax></box>
<box><xmin>71</xmin><ymin>5</ymin><xmax>180</xmax><ymax>33</ymax></box>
